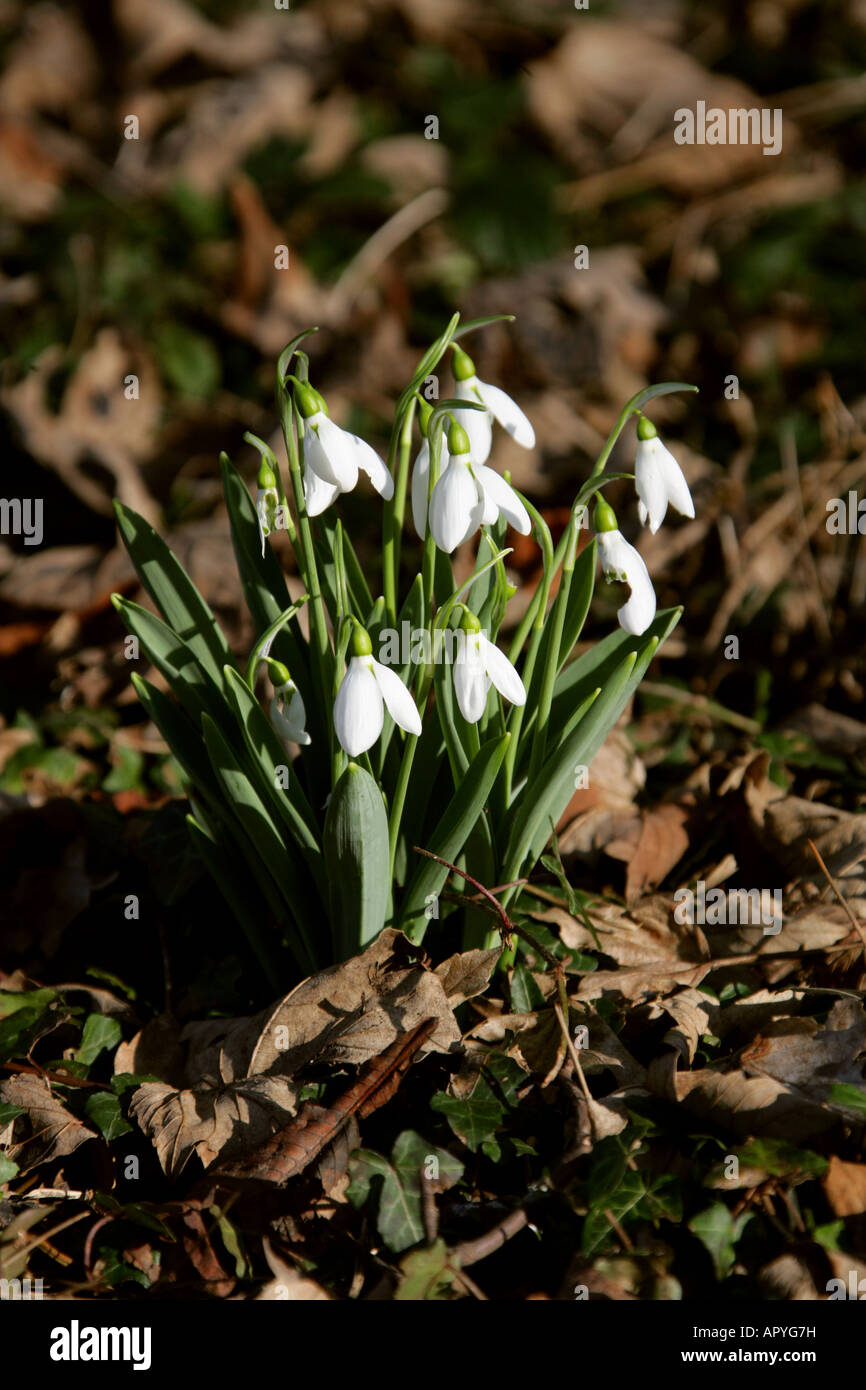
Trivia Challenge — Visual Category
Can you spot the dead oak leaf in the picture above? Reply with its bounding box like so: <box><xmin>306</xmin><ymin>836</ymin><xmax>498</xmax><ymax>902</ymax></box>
<box><xmin>647</xmin><ymin>1052</ymin><xmax>834</xmax><ymax>1141</ymax></box>
<box><xmin>0</xmin><ymin>1075</ymin><xmax>96</xmax><ymax>1173</ymax></box>
<box><xmin>823</xmin><ymin>1156</ymin><xmax>866</xmax><ymax>1218</ymax></box>
<box><xmin>128</xmin><ymin>1073</ymin><xmax>299</xmax><ymax>1178</ymax></box>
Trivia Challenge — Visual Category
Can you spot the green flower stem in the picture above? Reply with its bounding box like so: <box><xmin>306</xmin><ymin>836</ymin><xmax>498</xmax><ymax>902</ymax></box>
<box><xmin>503</xmin><ymin>500</ymin><xmax>554</xmax><ymax>802</ymax></box>
<box><xmin>527</xmin><ymin>513</ymin><xmax>579</xmax><ymax>783</ymax></box>
<box><xmin>383</xmin><ymin>399</ymin><xmax>416</xmax><ymax>621</ymax></box>
<box><xmin>279</xmin><ymin>397</ymin><xmax>331</xmax><ymax>694</ymax></box>
<box><xmin>388</xmin><ymin>728</ymin><xmax>419</xmax><ymax>874</ymax></box>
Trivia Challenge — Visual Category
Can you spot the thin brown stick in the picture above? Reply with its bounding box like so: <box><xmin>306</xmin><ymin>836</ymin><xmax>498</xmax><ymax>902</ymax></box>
<box><xmin>807</xmin><ymin>837</ymin><xmax>866</xmax><ymax>951</ymax></box>
<box><xmin>453</xmin><ymin>1206</ymin><xmax>530</xmax><ymax>1268</ymax></box>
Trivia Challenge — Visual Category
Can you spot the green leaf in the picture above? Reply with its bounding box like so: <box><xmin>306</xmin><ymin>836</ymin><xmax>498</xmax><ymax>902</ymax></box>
<box><xmin>0</xmin><ymin>1154</ymin><xmax>19</xmax><ymax>1183</ymax></box>
<box><xmin>502</xmin><ymin>608</ymin><xmax>682</xmax><ymax>889</ymax></box>
<box><xmin>430</xmin><ymin>1085</ymin><xmax>504</xmax><ymax>1152</ymax></box>
<box><xmin>735</xmin><ymin>1138</ymin><xmax>828</xmax><ymax>1179</ymax></box>
<box><xmin>76</xmin><ymin>1014</ymin><xmax>122</xmax><ymax>1066</ymax></box>
<box><xmin>689</xmin><ymin>1203</ymin><xmax>753</xmax><ymax>1281</ymax></box>
<box><xmin>827</xmin><ymin>1082</ymin><xmax>866</xmax><ymax>1117</ymax></box>
<box><xmin>0</xmin><ymin>988</ymin><xmax>56</xmax><ymax>1020</ymax></box>
<box><xmin>84</xmin><ymin>1092</ymin><xmax>133</xmax><ymax>1141</ymax></box>
<box><xmin>395</xmin><ymin>1239</ymin><xmax>456</xmax><ymax>1300</ymax></box>
<box><xmin>223</xmin><ymin>667</ymin><xmax>323</xmax><ymax>873</ymax></box>
<box><xmin>324</xmin><ymin>763</ymin><xmax>390</xmax><ymax>958</ymax></box>
<box><xmin>113</xmin><ymin>501</ymin><xmax>236</xmax><ymax>688</ymax></box>
<box><xmin>509</xmin><ymin>961</ymin><xmax>546</xmax><ymax>1013</ymax></box>
<box><xmin>399</xmin><ymin>733</ymin><xmax>510</xmax><ymax>942</ymax></box>
<box><xmin>0</xmin><ymin>1102</ymin><xmax>25</xmax><ymax>1126</ymax></box>
<box><xmin>220</xmin><ymin>453</ymin><xmax>309</xmax><ymax>687</ymax></box>
<box><xmin>200</xmin><ymin>715</ymin><xmax>319</xmax><ymax>973</ymax></box>
<box><xmin>111</xmin><ymin>595</ymin><xmax>229</xmax><ymax>731</ymax></box>
<box><xmin>347</xmin><ymin>1131</ymin><xmax>462</xmax><ymax>1253</ymax></box>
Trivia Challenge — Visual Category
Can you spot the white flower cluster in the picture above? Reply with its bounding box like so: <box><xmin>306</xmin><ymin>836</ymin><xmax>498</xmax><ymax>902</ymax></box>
<box><xmin>257</xmin><ymin>351</ymin><xmax>695</xmax><ymax>753</ymax></box>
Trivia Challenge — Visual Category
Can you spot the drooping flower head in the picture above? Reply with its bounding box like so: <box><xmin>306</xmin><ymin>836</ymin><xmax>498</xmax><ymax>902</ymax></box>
<box><xmin>255</xmin><ymin>458</ymin><xmax>280</xmax><ymax>557</ymax></box>
<box><xmin>453</xmin><ymin>607</ymin><xmax>526</xmax><ymax>724</ymax></box>
<box><xmin>634</xmin><ymin>415</ymin><xmax>695</xmax><ymax>534</ymax></box>
<box><xmin>593</xmin><ymin>497</ymin><xmax>656</xmax><ymax>636</ymax></box>
<box><xmin>267</xmin><ymin>658</ymin><xmax>311</xmax><ymax>746</ymax></box>
<box><xmin>411</xmin><ymin>398</ymin><xmax>447</xmax><ymax>539</ymax></box>
<box><xmin>428</xmin><ymin>419</ymin><xmax>531</xmax><ymax>554</ymax></box>
<box><xmin>450</xmin><ymin>345</ymin><xmax>536</xmax><ymax>465</ymax></box>
<box><xmin>334</xmin><ymin>622</ymin><xmax>422</xmax><ymax>757</ymax></box>
<box><xmin>294</xmin><ymin>380</ymin><xmax>395</xmax><ymax>518</ymax></box>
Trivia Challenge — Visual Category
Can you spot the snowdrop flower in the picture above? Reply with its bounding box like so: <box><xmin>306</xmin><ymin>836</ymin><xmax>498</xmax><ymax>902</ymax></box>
<box><xmin>593</xmin><ymin>498</ymin><xmax>656</xmax><ymax>636</ymax></box>
<box><xmin>267</xmin><ymin>660</ymin><xmax>311</xmax><ymax>746</ymax></box>
<box><xmin>634</xmin><ymin>415</ymin><xmax>694</xmax><ymax>534</ymax></box>
<box><xmin>451</xmin><ymin>345</ymin><xmax>535</xmax><ymax>465</ymax></box>
<box><xmin>294</xmin><ymin>381</ymin><xmax>394</xmax><ymax>518</ymax></box>
<box><xmin>453</xmin><ymin>608</ymin><xmax>526</xmax><ymax>723</ymax></box>
<box><xmin>255</xmin><ymin>459</ymin><xmax>280</xmax><ymax>557</ymax></box>
<box><xmin>411</xmin><ymin>400</ymin><xmax>449</xmax><ymax>539</ymax></box>
<box><xmin>334</xmin><ymin>624</ymin><xmax>422</xmax><ymax>757</ymax></box>
<box><xmin>428</xmin><ymin>421</ymin><xmax>530</xmax><ymax>553</ymax></box>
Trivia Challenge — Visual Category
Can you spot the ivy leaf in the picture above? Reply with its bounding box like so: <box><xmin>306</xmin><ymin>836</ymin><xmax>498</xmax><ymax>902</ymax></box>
<box><xmin>76</xmin><ymin>1014</ymin><xmax>123</xmax><ymax>1067</ymax></box>
<box><xmin>689</xmin><ymin>1203</ymin><xmax>754</xmax><ymax>1281</ymax></box>
<box><xmin>84</xmin><ymin>1092</ymin><xmax>133</xmax><ymax>1141</ymax></box>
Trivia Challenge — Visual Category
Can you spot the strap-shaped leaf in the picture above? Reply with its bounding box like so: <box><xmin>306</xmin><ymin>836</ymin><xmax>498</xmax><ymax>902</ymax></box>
<box><xmin>222</xmin><ymin>666</ymin><xmax>325</xmax><ymax>892</ymax></box>
<box><xmin>399</xmin><ymin>732</ymin><xmax>510</xmax><ymax>943</ymax></box>
<box><xmin>112</xmin><ymin>595</ymin><xmax>231</xmax><ymax>732</ymax></box>
<box><xmin>114</xmin><ymin>501</ymin><xmax>236</xmax><ymax>689</ymax></box>
<box><xmin>130</xmin><ymin>673</ymin><xmax>221</xmax><ymax>804</ymax></box>
<box><xmin>550</xmin><ymin>605</ymin><xmax>683</xmax><ymax>730</ymax></box>
<box><xmin>519</xmin><ymin>540</ymin><xmax>597</xmax><ymax>765</ymax></box>
<box><xmin>220</xmin><ymin>452</ymin><xmax>308</xmax><ymax>684</ymax></box>
<box><xmin>201</xmin><ymin>713</ymin><xmax>319</xmax><ymax>972</ymax></box>
<box><xmin>501</xmin><ymin>608</ymin><xmax>682</xmax><ymax>890</ymax></box>
<box><xmin>324</xmin><ymin>763</ymin><xmax>390</xmax><ymax>958</ymax></box>
<box><xmin>376</xmin><ymin>574</ymin><xmax>425</xmax><ymax>776</ymax></box>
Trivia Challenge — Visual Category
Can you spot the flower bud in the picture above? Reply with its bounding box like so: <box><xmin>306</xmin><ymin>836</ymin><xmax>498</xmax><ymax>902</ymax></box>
<box><xmin>293</xmin><ymin>380</ymin><xmax>322</xmax><ymax>419</ymax></box>
<box><xmin>350</xmin><ymin>622</ymin><xmax>373</xmax><ymax>658</ymax></box>
<box><xmin>267</xmin><ymin>658</ymin><xmax>291</xmax><ymax>687</ymax></box>
<box><xmin>257</xmin><ymin>459</ymin><xmax>277</xmax><ymax>490</ymax></box>
<box><xmin>451</xmin><ymin>345</ymin><xmax>476</xmax><ymax>381</ymax></box>
<box><xmin>447</xmin><ymin>419</ymin><xmax>471</xmax><ymax>456</ymax></box>
<box><xmin>593</xmin><ymin>497</ymin><xmax>619</xmax><ymax>533</ymax></box>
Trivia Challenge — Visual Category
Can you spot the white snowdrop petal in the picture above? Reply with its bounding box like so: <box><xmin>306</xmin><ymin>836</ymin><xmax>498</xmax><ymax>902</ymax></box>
<box><xmin>303</xmin><ymin>459</ymin><xmax>340</xmax><ymax>517</ymax></box>
<box><xmin>477</xmin><ymin>466</ymin><xmax>531</xmax><ymax>534</ymax></box>
<box><xmin>479</xmin><ymin>635</ymin><xmax>526</xmax><ymax>706</ymax></box>
<box><xmin>657</xmin><ymin>440</ymin><xmax>695</xmax><ymax>519</ymax></box>
<box><xmin>635</xmin><ymin>439</ymin><xmax>670</xmax><ymax>534</ymax></box>
<box><xmin>597</xmin><ymin>530</ymin><xmax>656</xmax><ymax>636</ymax></box>
<box><xmin>474</xmin><ymin>379</ymin><xmax>535</xmax><ymax>448</ymax></box>
<box><xmin>371</xmin><ymin>659</ymin><xmax>422</xmax><ymax>736</ymax></box>
<box><xmin>349</xmin><ymin>433</ymin><xmax>394</xmax><ymax>500</ymax></box>
<box><xmin>311</xmin><ymin>414</ymin><xmax>359</xmax><ymax>490</ymax></box>
<box><xmin>334</xmin><ymin>658</ymin><xmax>384</xmax><ymax>756</ymax></box>
<box><xmin>411</xmin><ymin>441</ymin><xmax>430</xmax><ymax>538</ymax></box>
<box><xmin>454</xmin><ymin>637</ymin><xmax>490</xmax><ymax>723</ymax></box>
<box><xmin>429</xmin><ymin>461</ymin><xmax>483</xmax><ymax>553</ymax></box>
<box><xmin>453</xmin><ymin>379</ymin><xmax>493</xmax><ymax>464</ymax></box>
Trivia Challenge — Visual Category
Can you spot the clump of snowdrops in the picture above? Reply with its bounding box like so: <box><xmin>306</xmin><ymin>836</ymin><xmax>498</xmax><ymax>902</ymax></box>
<box><xmin>113</xmin><ymin>315</ymin><xmax>696</xmax><ymax>986</ymax></box>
